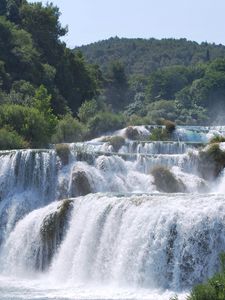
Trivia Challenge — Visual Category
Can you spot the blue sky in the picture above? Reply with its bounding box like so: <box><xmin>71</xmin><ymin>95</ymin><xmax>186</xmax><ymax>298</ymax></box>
<box><xmin>29</xmin><ymin>0</ymin><xmax>225</xmax><ymax>48</ymax></box>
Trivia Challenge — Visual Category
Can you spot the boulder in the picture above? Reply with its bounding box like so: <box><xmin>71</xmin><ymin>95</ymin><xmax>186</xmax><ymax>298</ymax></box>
<box><xmin>71</xmin><ymin>166</ymin><xmax>92</xmax><ymax>196</ymax></box>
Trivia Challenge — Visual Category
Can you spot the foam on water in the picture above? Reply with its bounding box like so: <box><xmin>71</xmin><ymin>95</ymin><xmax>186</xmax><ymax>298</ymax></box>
<box><xmin>0</xmin><ymin>125</ymin><xmax>225</xmax><ymax>299</ymax></box>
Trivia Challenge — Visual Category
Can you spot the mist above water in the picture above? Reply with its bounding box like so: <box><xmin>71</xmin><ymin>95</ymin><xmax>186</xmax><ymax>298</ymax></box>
<box><xmin>0</xmin><ymin>125</ymin><xmax>225</xmax><ymax>299</ymax></box>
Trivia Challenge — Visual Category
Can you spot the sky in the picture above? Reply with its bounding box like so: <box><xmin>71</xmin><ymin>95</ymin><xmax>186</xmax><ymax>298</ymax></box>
<box><xmin>29</xmin><ymin>0</ymin><xmax>225</xmax><ymax>48</ymax></box>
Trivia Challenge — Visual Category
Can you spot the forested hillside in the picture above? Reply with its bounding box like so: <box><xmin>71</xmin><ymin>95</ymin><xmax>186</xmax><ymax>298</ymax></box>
<box><xmin>76</xmin><ymin>37</ymin><xmax>225</xmax><ymax>76</ymax></box>
<box><xmin>0</xmin><ymin>0</ymin><xmax>102</xmax><ymax>148</ymax></box>
<box><xmin>1</xmin><ymin>2</ymin><xmax>225</xmax><ymax>150</ymax></box>
<box><xmin>76</xmin><ymin>37</ymin><xmax>225</xmax><ymax>127</ymax></box>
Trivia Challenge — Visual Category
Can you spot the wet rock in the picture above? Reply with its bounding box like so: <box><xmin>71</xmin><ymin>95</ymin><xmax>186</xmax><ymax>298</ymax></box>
<box><xmin>102</xmin><ymin>136</ymin><xmax>125</xmax><ymax>152</ymax></box>
<box><xmin>198</xmin><ymin>143</ymin><xmax>225</xmax><ymax>179</ymax></box>
<box><xmin>151</xmin><ymin>166</ymin><xmax>186</xmax><ymax>193</ymax></box>
<box><xmin>71</xmin><ymin>166</ymin><xmax>92</xmax><ymax>196</ymax></box>
<box><xmin>125</xmin><ymin>126</ymin><xmax>140</xmax><ymax>140</ymax></box>
<box><xmin>39</xmin><ymin>199</ymin><xmax>73</xmax><ymax>270</ymax></box>
<box><xmin>55</xmin><ymin>144</ymin><xmax>70</xmax><ymax>166</ymax></box>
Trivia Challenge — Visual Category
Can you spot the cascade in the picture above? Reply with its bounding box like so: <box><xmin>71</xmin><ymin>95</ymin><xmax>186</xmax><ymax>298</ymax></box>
<box><xmin>0</xmin><ymin>125</ymin><xmax>225</xmax><ymax>299</ymax></box>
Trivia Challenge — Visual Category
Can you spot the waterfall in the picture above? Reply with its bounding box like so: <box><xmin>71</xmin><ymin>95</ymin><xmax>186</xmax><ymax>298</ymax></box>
<box><xmin>0</xmin><ymin>125</ymin><xmax>225</xmax><ymax>299</ymax></box>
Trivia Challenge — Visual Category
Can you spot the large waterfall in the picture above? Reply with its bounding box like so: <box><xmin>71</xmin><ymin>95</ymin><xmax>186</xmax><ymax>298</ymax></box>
<box><xmin>0</xmin><ymin>125</ymin><xmax>225</xmax><ymax>299</ymax></box>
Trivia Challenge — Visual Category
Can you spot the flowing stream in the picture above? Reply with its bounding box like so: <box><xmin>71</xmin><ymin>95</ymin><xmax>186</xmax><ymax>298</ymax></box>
<box><xmin>0</xmin><ymin>125</ymin><xmax>225</xmax><ymax>299</ymax></box>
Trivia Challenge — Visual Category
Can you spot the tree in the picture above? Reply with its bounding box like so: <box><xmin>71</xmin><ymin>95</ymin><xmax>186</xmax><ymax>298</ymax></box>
<box><xmin>21</xmin><ymin>2</ymin><xmax>67</xmax><ymax>65</ymax></box>
<box><xmin>33</xmin><ymin>85</ymin><xmax>57</xmax><ymax>136</ymax></box>
<box><xmin>105</xmin><ymin>61</ymin><xmax>128</xmax><ymax>111</ymax></box>
<box><xmin>0</xmin><ymin>0</ymin><xmax>7</xmax><ymax>16</ymax></box>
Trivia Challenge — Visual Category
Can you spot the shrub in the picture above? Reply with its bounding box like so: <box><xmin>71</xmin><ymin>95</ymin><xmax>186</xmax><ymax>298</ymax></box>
<box><xmin>151</xmin><ymin>166</ymin><xmax>186</xmax><ymax>193</ymax></box>
<box><xmin>0</xmin><ymin>104</ymin><xmax>52</xmax><ymax>147</ymax></box>
<box><xmin>188</xmin><ymin>253</ymin><xmax>225</xmax><ymax>300</ymax></box>
<box><xmin>127</xmin><ymin>114</ymin><xmax>152</xmax><ymax>126</ymax></box>
<box><xmin>0</xmin><ymin>127</ymin><xmax>29</xmax><ymax>150</ymax></box>
<box><xmin>88</xmin><ymin>112</ymin><xmax>125</xmax><ymax>137</ymax></box>
<box><xmin>149</xmin><ymin>127</ymin><xmax>170</xmax><ymax>141</ymax></box>
<box><xmin>209</xmin><ymin>135</ymin><xmax>225</xmax><ymax>144</ymax></box>
<box><xmin>52</xmin><ymin>114</ymin><xmax>87</xmax><ymax>143</ymax></box>
<box><xmin>55</xmin><ymin>143</ymin><xmax>70</xmax><ymax>165</ymax></box>
<box><xmin>78</xmin><ymin>99</ymin><xmax>98</xmax><ymax>123</ymax></box>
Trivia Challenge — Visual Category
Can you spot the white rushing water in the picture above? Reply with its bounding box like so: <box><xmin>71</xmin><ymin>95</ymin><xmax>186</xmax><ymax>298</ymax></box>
<box><xmin>0</xmin><ymin>125</ymin><xmax>225</xmax><ymax>299</ymax></box>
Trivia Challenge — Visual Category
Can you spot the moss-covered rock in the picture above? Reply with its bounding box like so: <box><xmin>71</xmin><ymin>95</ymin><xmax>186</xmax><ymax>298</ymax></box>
<box><xmin>55</xmin><ymin>143</ymin><xmax>70</xmax><ymax>165</ymax></box>
<box><xmin>198</xmin><ymin>143</ymin><xmax>225</xmax><ymax>179</ymax></box>
<box><xmin>102</xmin><ymin>136</ymin><xmax>125</xmax><ymax>152</ymax></box>
<box><xmin>71</xmin><ymin>166</ymin><xmax>92</xmax><ymax>196</ymax></box>
<box><xmin>163</xmin><ymin>120</ymin><xmax>176</xmax><ymax>134</ymax></box>
<box><xmin>151</xmin><ymin>166</ymin><xmax>186</xmax><ymax>193</ymax></box>
<box><xmin>125</xmin><ymin>126</ymin><xmax>140</xmax><ymax>140</ymax></box>
<box><xmin>39</xmin><ymin>199</ymin><xmax>73</xmax><ymax>270</ymax></box>
<box><xmin>209</xmin><ymin>135</ymin><xmax>225</xmax><ymax>144</ymax></box>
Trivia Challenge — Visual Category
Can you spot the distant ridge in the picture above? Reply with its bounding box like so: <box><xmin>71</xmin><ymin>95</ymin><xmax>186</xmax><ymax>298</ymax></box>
<box><xmin>75</xmin><ymin>37</ymin><xmax>225</xmax><ymax>76</ymax></box>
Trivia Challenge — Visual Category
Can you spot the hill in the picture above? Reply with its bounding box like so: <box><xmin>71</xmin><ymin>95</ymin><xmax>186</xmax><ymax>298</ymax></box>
<box><xmin>76</xmin><ymin>37</ymin><xmax>225</xmax><ymax>77</ymax></box>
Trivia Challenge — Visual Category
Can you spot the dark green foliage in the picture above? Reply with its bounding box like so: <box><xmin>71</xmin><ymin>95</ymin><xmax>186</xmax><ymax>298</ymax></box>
<box><xmin>55</xmin><ymin>143</ymin><xmax>70</xmax><ymax>165</ymax></box>
<box><xmin>0</xmin><ymin>1</ymin><xmax>100</xmax><ymax>122</ymax></box>
<box><xmin>151</xmin><ymin>166</ymin><xmax>186</xmax><ymax>193</ymax></box>
<box><xmin>188</xmin><ymin>253</ymin><xmax>225</xmax><ymax>300</ymax></box>
<box><xmin>20</xmin><ymin>2</ymin><xmax>67</xmax><ymax>64</ymax></box>
<box><xmin>77</xmin><ymin>37</ymin><xmax>225</xmax><ymax>77</ymax></box>
<box><xmin>175</xmin><ymin>58</ymin><xmax>225</xmax><ymax>123</ymax></box>
<box><xmin>104</xmin><ymin>61</ymin><xmax>128</xmax><ymax>111</ymax></box>
<box><xmin>78</xmin><ymin>99</ymin><xmax>99</xmax><ymax>123</ymax></box>
<box><xmin>88</xmin><ymin>112</ymin><xmax>125</xmax><ymax>137</ymax></box>
<box><xmin>52</xmin><ymin>114</ymin><xmax>87</xmax><ymax>144</ymax></box>
<box><xmin>0</xmin><ymin>104</ymin><xmax>54</xmax><ymax>147</ymax></box>
<box><xmin>0</xmin><ymin>0</ymin><xmax>7</xmax><ymax>16</ymax></box>
<box><xmin>209</xmin><ymin>135</ymin><xmax>225</xmax><ymax>144</ymax></box>
<box><xmin>0</xmin><ymin>126</ymin><xmax>28</xmax><ymax>150</ymax></box>
<box><xmin>149</xmin><ymin>127</ymin><xmax>173</xmax><ymax>141</ymax></box>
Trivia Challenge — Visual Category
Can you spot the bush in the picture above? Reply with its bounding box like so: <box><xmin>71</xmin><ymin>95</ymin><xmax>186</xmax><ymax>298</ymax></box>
<box><xmin>149</xmin><ymin>127</ymin><xmax>170</xmax><ymax>141</ymax></box>
<box><xmin>0</xmin><ymin>127</ymin><xmax>29</xmax><ymax>150</ymax></box>
<box><xmin>209</xmin><ymin>135</ymin><xmax>225</xmax><ymax>144</ymax></box>
<box><xmin>55</xmin><ymin>143</ymin><xmax>70</xmax><ymax>165</ymax></box>
<box><xmin>88</xmin><ymin>112</ymin><xmax>125</xmax><ymax>137</ymax></box>
<box><xmin>0</xmin><ymin>104</ymin><xmax>53</xmax><ymax>147</ymax></box>
<box><xmin>52</xmin><ymin>114</ymin><xmax>87</xmax><ymax>143</ymax></box>
<box><xmin>78</xmin><ymin>99</ymin><xmax>98</xmax><ymax>123</ymax></box>
<box><xmin>151</xmin><ymin>166</ymin><xmax>186</xmax><ymax>193</ymax></box>
<box><xmin>188</xmin><ymin>254</ymin><xmax>225</xmax><ymax>300</ymax></box>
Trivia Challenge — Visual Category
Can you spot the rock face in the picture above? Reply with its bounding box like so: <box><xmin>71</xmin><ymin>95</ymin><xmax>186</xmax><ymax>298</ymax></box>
<box><xmin>39</xmin><ymin>199</ymin><xmax>73</xmax><ymax>270</ymax></box>
<box><xmin>71</xmin><ymin>166</ymin><xmax>92</xmax><ymax>196</ymax></box>
<box><xmin>102</xmin><ymin>136</ymin><xmax>125</xmax><ymax>152</ymax></box>
<box><xmin>151</xmin><ymin>166</ymin><xmax>186</xmax><ymax>193</ymax></box>
<box><xmin>125</xmin><ymin>126</ymin><xmax>140</xmax><ymax>140</ymax></box>
<box><xmin>55</xmin><ymin>144</ymin><xmax>70</xmax><ymax>166</ymax></box>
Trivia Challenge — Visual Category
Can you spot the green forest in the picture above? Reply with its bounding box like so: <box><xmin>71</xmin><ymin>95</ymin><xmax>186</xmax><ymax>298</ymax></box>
<box><xmin>1</xmin><ymin>1</ymin><xmax>225</xmax><ymax>150</ymax></box>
